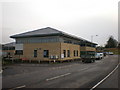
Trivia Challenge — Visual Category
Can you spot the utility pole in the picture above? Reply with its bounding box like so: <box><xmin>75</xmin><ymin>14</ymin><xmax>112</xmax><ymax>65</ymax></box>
<box><xmin>91</xmin><ymin>35</ymin><xmax>98</xmax><ymax>42</ymax></box>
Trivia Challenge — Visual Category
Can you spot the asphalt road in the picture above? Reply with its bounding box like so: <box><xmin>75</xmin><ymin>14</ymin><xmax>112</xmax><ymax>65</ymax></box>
<box><xmin>97</xmin><ymin>66</ymin><xmax>118</xmax><ymax>88</ymax></box>
<box><xmin>2</xmin><ymin>55</ymin><xmax>119</xmax><ymax>89</ymax></box>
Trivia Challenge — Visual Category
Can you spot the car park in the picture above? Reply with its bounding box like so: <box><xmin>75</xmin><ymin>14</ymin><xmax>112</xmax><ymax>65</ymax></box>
<box><xmin>108</xmin><ymin>52</ymin><xmax>114</xmax><ymax>55</ymax></box>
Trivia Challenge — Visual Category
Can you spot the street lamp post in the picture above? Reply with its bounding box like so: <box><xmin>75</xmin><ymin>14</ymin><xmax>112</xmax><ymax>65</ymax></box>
<box><xmin>91</xmin><ymin>35</ymin><xmax>98</xmax><ymax>60</ymax></box>
<box><xmin>91</xmin><ymin>35</ymin><xmax>98</xmax><ymax>42</ymax></box>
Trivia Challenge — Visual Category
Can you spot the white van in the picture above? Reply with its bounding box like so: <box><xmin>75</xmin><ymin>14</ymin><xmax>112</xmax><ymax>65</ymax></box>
<box><xmin>95</xmin><ymin>53</ymin><xmax>104</xmax><ymax>60</ymax></box>
<box><xmin>108</xmin><ymin>52</ymin><xmax>114</xmax><ymax>55</ymax></box>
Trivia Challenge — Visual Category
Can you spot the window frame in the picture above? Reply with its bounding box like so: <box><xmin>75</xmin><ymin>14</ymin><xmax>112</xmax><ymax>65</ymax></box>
<box><xmin>74</xmin><ymin>50</ymin><xmax>76</xmax><ymax>57</ymax></box>
<box><xmin>15</xmin><ymin>50</ymin><xmax>23</xmax><ymax>55</ymax></box>
<box><xmin>43</xmin><ymin>50</ymin><xmax>49</xmax><ymax>58</ymax></box>
<box><xmin>34</xmin><ymin>50</ymin><xmax>37</xmax><ymax>58</ymax></box>
<box><xmin>63</xmin><ymin>50</ymin><xmax>66</xmax><ymax>58</ymax></box>
<box><xmin>67</xmin><ymin>50</ymin><xmax>70</xmax><ymax>57</ymax></box>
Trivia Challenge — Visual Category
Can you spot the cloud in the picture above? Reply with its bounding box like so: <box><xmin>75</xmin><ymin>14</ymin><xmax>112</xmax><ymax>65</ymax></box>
<box><xmin>1</xmin><ymin>0</ymin><xmax>118</xmax><ymax>45</ymax></box>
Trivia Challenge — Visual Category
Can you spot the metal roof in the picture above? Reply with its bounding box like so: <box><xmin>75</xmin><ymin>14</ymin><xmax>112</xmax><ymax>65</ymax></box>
<box><xmin>2</xmin><ymin>42</ymin><xmax>16</xmax><ymax>47</ymax></box>
<box><xmin>10</xmin><ymin>27</ymin><xmax>61</xmax><ymax>38</ymax></box>
<box><xmin>10</xmin><ymin>27</ymin><xmax>97</xmax><ymax>45</ymax></box>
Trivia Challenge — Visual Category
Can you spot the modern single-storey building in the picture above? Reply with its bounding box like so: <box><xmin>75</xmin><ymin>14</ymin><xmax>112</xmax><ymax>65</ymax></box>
<box><xmin>10</xmin><ymin>27</ymin><xmax>97</xmax><ymax>62</ymax></box>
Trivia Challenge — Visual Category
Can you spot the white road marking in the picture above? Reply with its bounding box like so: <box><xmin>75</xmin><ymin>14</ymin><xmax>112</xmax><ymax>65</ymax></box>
<box><xmin>9</xmin><ymin>85</ymin><xmax>26</xmax><ymax>90</ymax></box>
<box><xmin>78</xmin><ymin>68</ymin><xmax>89</xmax><ymax>72</ymax></box>
<box><xmin>90</xmin><ymin>63</ymin><xmax>120</xmax><ymax>90</ymax></box>
<box><xmin>46</xmin><ymin>73</ymin><xmax>71</xmax><ymax>81</ymax></box>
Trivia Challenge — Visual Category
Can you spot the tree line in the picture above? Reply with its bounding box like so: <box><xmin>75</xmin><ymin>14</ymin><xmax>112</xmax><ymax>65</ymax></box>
<box><xmin>105</xmin><ymin>36</ymin><xmax>119</xmax><ymax>48</ymax></box>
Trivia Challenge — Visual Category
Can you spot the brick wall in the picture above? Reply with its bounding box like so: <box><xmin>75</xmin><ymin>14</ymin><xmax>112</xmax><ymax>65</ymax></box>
<box><xmin>23</xmin><ymin>42</ymin><xmax>80</xmax><ymax>61</ymax></box>
<box><xmin>80</xmin><ymin>46</ymin><xmax>96</xmax><ymax>51</ymax></box>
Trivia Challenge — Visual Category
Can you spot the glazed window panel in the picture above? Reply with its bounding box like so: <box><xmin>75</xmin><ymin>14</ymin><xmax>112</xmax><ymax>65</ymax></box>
<box><xmin>76</xmin><ymin>50</ymin><xmax>78</xmax><ymax>56</ymax></box>
<box><xmin>16</xmin><ymin>37</ymin><xmax>59</xmax><ymax>44</ymax></box>
<box><xmin>67</xmin><ymin>50</ymin><xmax>70</xmax><ymax>57</ymax></box>
<box><xmin>63</xmin><ymin>50</ymin><xmax>66</xmax><ymax>58</ymax></box>
<box><xmin>15</xmin><ymin>50</ymin><xmax>23</xmax><ymax>55</ymax></box>
<box><xmin>34</xmin><ymin>50</ymin><xmax>37</xmax><ymax>57</ymax></box>
<box><xmin>74</xmin><ymin>50</ymin><xmax>76</xmax><ymax>57</ymax></box>
<box><xmin>43</xmin><ymin>50</ymin><xmax>49</xmax><ymax>58</ymax></box>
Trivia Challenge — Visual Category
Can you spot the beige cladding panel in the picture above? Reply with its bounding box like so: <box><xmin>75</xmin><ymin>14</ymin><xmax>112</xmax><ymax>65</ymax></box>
<box><xmin>87</xmin><ymin>47</ymin><xmax>96</xmax><ymax>51</ymax></box>
<box><xmin>23</xmin><ymin>43</ymin><xmax>61</xmax><ymax>60</ymax></box>
<box><xmin>61</xmin><ymin>43</ymin><xmax>80</xmax><ymax>60</ymax></box>
<box><xmin>80</xmin><ymin>46</ymin><xmax>96</xmax><ymax>51</ymax></box>
<box><xmin>23</xmin><ymin>42</ymin><xmax>81</xmax><ymax>61</ymax></box>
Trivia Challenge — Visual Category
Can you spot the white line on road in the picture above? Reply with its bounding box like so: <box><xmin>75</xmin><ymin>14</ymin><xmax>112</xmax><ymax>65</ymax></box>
<box><xmin>9</xmin><ymin>85</ymin><xmax>26</xmax><ymax>90</ymax></box>
<box><xmin>46</xmin><ymin>73</ymin><xmax>71</xmax><ymax>81</ymax></box>
<box><xmin>78</xmin><ymin>68</ymin><xmax>89</xmax><ymax>72</ymax></box>
<box><xmin>90</xmin><ymin>63</ymin><xmax>120</xmax><ymax>90</ymax></box>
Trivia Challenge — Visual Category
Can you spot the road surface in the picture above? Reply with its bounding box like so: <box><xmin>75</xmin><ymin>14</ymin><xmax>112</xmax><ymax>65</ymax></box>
<box><xmin>2</xmin><ymin>55</ymin><xmax>119</xmax><ymax>89</ymax></box>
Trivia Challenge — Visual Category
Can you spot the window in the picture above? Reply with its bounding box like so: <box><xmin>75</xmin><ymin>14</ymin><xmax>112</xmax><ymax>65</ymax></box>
<box><xmin>63</xmin><ymin>50</ymin><xmax>66</xmax><ymax>58</ymax></box>
<box><xmin>74</xmin><ymin>50</ymin><xmax>78</xmax><ymax>57</ymax></box>
<box><xmin>80</xmin><ymin>44</ymin><xmax>85</xmax><ymax>47</ymax></box>
<box><xmin>15</xmin><ymin>50</ymin><xmax>23</xmax><ymax>55</ymax></box>
<box><xmin>44</xmin><ymin>50</ymin><xmax>49</xmax><ymax>58</ymax></box>
<box><xmin>16</xmin><ymin>37</ymin><xmax>59</xmax><ymax>44</ymax></box>
<box><xmin>77</xmin><ymin>50</ymin><xmax>79</xmax><ymax>56</ymax></box>
<box><xmin>2</xmin><ymin>47</ymin><xmax>8</xmax><ymax>50</ymax></box>
<box><xmin>34</xmin><ymin>50</ymin><xmax>37</xmax><ymax>57</ymax></box>
<box><xmin>64</xmin><ymin>40</ymin><xmax>72</xmax><ymax>44</ymax></box>
<box><xmin>67</xmin><ymin>50</ymin><xmax>70</xmax><ymax>57</ymax></box>
<box><xmin>74</xmin><ymin>50</ymin><xmax>76</xmax><ymax>57</ymax></box>
<box><xmin>2</xmin><ymin>46</ymin><xmax>15</xmax><ymax>50</ymax></box>
<box><xmin>9</xmin><ymin>47</ymin><xmax>15</xmax><ymax>50</ymax></box>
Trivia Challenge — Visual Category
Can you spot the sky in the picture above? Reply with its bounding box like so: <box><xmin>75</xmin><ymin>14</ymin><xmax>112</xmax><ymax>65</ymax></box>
<box><xmin>1</xmin><ymin>0</ymin><xmax>119</xmax><ymax>46</ymax></box>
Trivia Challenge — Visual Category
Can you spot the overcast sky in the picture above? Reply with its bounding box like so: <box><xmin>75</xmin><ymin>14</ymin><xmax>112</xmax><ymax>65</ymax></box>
<box><xmin>1</xmin><ymin>0</ymin><xmax>119</xmax><ymax>46</ymax></box>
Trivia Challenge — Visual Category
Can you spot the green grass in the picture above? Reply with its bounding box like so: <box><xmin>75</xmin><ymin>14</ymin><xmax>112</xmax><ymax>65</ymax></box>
<box><xmin>104</xmin><ymin>48</ymin><xmax>120</xmax><ymax>55</ymax></box>
<box><xmin>108</xmin><ymin>49</ymin><xmax>119</xmax><ymax>55</ymax></box>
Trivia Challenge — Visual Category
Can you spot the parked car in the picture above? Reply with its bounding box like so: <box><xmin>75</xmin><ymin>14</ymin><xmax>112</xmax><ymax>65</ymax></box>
<box><xmin>81</xmin><ymin>52</ymin><xmax>95</xmax><ymax>63</ymax></box>
<box><xmin>95</xmin><ymin>53</ymin><xmax>104</xmax><ymax>60</ymax></box>
<box><xmin>108</xmin><ymin>52</ymin><xmax>114</xmax><ymax>55</ymax></box>
<box><xmin>82</xmin><ymin>56</ymin><xmax>95</xmax><ymax>63</ymax></box>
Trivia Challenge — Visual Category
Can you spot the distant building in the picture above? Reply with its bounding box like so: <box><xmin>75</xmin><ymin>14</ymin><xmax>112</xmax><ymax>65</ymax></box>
<box><xmin>0</xmin><ymin>44</ymin><xmax>2</xmax><ymax>57</ymax></box>
<box><xmin>10</xmin><ymin>27</ymin><xmax>97</xmax><ymax>61</ymax></box>
<box><xmin>2</xmin><ymin>42</ymin><xmax>15</xmax><ymax>58</ymax></box>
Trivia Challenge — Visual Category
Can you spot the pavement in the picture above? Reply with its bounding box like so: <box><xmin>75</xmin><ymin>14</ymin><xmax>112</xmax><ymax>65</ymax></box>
<box><xmin>2</xmin><ymin>55</ymin><xmax>119</xmax><ymax>89</ymax></box>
